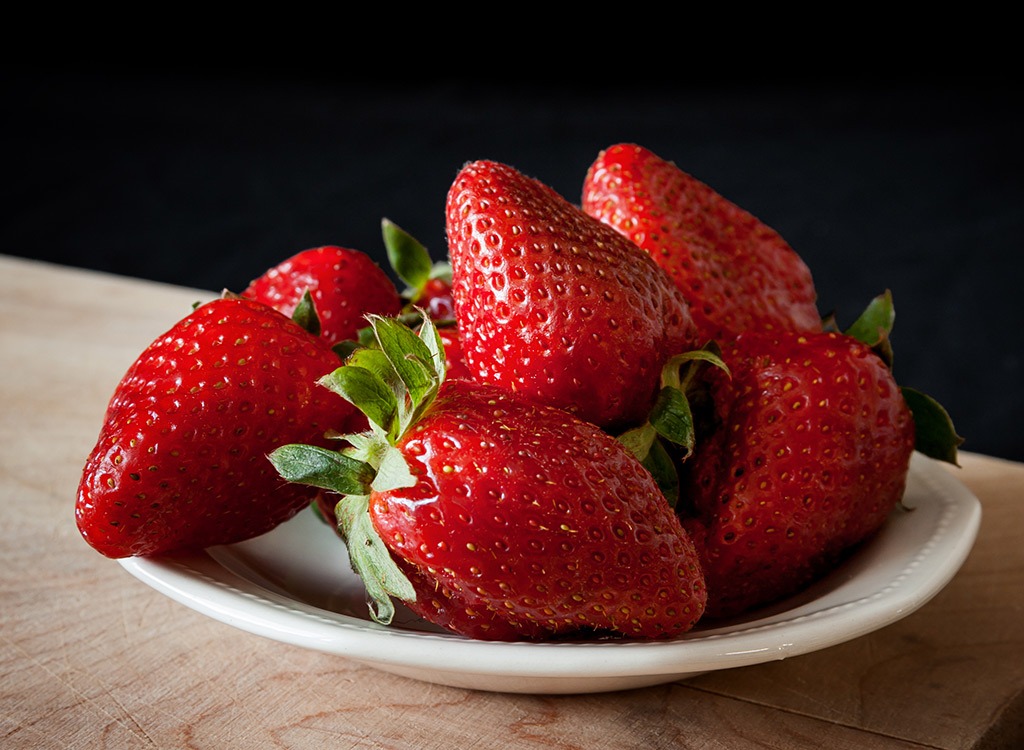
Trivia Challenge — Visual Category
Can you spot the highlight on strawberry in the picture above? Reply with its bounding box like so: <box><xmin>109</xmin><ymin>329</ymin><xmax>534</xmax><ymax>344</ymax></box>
<box><xmin>269</xmin><ymin>312</ymin><xmax>708</xmax><ymax>641</ymax></box>
<box><xmin>75</xmin><ymin>295</ymin><xmax>365</xmax><ymax>558</ymax></box>
<box><xmin>73</xmin><ymin>142</ymin><xmax>966</xmax><ymax>644</ymax></box>
<box><xmin>445</xmin><ymin>158</ymin><xmax>701</xmax><ymax>433</ymax></box>
<box><xmin>76</xmin><ymin>234</ymin><xmax>424</xmax><ymax>559</ymax></box>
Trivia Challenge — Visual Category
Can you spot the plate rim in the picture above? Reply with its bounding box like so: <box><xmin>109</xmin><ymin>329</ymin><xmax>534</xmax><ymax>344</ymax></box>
<box><xmin>117</xmin><ymin>453</ymin><xmax>981</xmax><ymax>685</ymax></box>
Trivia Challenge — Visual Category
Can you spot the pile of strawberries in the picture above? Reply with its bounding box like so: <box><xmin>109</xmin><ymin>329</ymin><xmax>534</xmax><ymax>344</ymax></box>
<box><xmin>76</xmin><ymin>143</ymin><xmax>961</xmax><ymax>640</ymax></box>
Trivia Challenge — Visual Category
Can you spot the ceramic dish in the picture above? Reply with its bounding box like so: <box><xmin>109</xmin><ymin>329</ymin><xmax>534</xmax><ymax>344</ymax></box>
<box><xmin>119</xmin><ymin>452</ymin><xmax>980</xmax><ymax>694</ymax></box>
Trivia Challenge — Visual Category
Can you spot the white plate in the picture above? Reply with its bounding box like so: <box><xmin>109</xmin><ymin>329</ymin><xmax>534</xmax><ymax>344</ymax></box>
<box><xmin>119</xmin><ymin>452</ymin><xmax>980</xmax><ymax>694</ymax></box>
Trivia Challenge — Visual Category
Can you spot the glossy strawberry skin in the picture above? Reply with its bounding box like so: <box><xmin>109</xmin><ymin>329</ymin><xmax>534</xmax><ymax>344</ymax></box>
<box><xmin>417</xmin><ymin>276</ymin><xmax>456</xmax><ymax>322</ymax></box>
<box><xmin>368</xmin><ymin>380</ymin><xmax>707</xmax><ymax>641</ymax></box>
<box><xmin>243</xmin><ymin>245</ymin><xmax>402</xmax><ymax>346</ymax></box>
<box><xmin>446</xmin><ymin>160</ymin><xmax>699</xmax><ymax>432</ymax></box>
<box><xmin>582</xmin><ymin>143</ymin><xmax>820</xmax><ymax>343</ymax></box>
<box><xmin>436</xmin><ymin>324</ymin><xmax>471</xmax><ymax>381</ymax></box>
<box><xmin>76</xmin><ymin>297</ymin><xmax>360</xmax><ymax>558</ymax></box>
<box><xmin>679</xmin><ymin>330</ymin><xmax>916</xmax><ymax>619</ymax></box>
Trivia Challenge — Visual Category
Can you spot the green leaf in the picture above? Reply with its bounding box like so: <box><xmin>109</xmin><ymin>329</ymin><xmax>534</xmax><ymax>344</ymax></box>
<box><xmin>291</xmin><ymin>289</ymin><xmax>322</xmax><ymax>337</ymax></box>
<box><xmin>901</xmin><ymin>386</ymin><xmax>964</xmax><ymax>466</ymax></box>
<box><xmin>372</xmin><ymin>445</ymin><xmax>418</xmax><ymax>493</ymax></box>
<box><xmin>319</xmin><ymin>365</ymin><xmax>398</xmax><ymax>435</ymax></box>
<box><xmin>416</xmin><ymin>314</ymin><xmax>447</xmax><ymax>383</ymax></box>
<box><xmin>267</xmin><ymin>444</ymin><xmax>375</xmax><ymax>495</ymax></box>
<box><xmin>846</xmin><ymin>290</ymin><xmax>895</xmax><ymax>346</ymax></box>
<box><xmin>617</xmin><ymin>423</ymin><xmax>657</xmax><ymax>463</ymax></box>
<box><xmin>382</xmin><ymin>218</ymin><xmax>433</xmax><ymax>293</ymax></box>
<box><xmin>357</xmin><ymin>325</ymin><xmax>378</xmax><ymax>348</ymax></box>
<box><xmin>323</xmin><ymin>314</ymin><xmax>447</xmax><ymax>452</ymax></box>
<box><xmin>335</xmin><ymin>493</ymin><xmax>416</xmax><ymax>625</ymax></box>
<box><xmin>641</xmin><ymin>438</ymin><xmax>681</xmax><ymax>508</ymax></box>
<box><xmin>370</xmin><ymin>315</ymin><xmax>439</xmax><ymax>416</ymax></box>
<box><xmin>615</xmin><ymin>425</ymin><xmax>682</xmax><ymax>508</ymax></box>
<box><xmin>343</xmin><ymin>346</ymin><xmax>394</xmax><ymax>381</ymax></box>
<box><xmin>649</xmin><ymin>386</ymin><xmax>696</xmax><ymax>459</ymax></box>
<box><xmin>846</xmin><ymin>290</ymin><xmax>895</xmax><ymax>367</ymax></box>
<box><xmin>342</xmin><ymin>431</ymin><xmax>391</xmax><ymax>465</ymax></box>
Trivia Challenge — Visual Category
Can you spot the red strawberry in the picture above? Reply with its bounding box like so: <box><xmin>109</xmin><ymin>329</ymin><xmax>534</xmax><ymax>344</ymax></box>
<box><xmin>678</xmin><ymin>326</ymin><xmax>918</xmax><ymax>618</ymax></box>
<box><xmin>271</xmin><ymin>315</ymin><xmax>707</xmax><ymax>641</ymax></box>
<box><xmin>242</xmin><ymin>245</ymin><xmax>402</xmax><ymax>347</ymax></box>
<box><xmin>436</xmin><ymin>323</ymin><xmax>471</xmax><ymax>381</ymax></box>
<box><xmin>76</xmin><ymin>296</ymin><xmax>361</xmax><ymax>558</ymax></box>
<box><xmin>582</xmin><ymin>143</ymin><xmax>821</xmax><ymax>343</ymax></box>
<box><xmin>445</xmin><ymin>159</ymin><xmax>699</xmax><ymax>432</ymax></box>
<box><xmin>417</xmin><ymin>276</ymin><xmax>456</xmax><ymax>321</ymax></box>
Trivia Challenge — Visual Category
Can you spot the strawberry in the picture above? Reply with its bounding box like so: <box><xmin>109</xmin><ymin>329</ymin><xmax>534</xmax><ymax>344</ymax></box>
<box><xmin>75</xmin><ymin>296</ymin><xmax>361</xmax><ymax>558</ymax></box>
<box><xmin>445</xmin><ymin>159</ymin><xmax>699</xmax><ymax>432</ymax></box>
<box><xmin>417</xmin><ymin>276</ymin><xmax>456</xmax><ymax>322</ymax></box>
<box><xmin>435</xmin><ymin>323</ymin><xmax>471</xmax><ymax>381</ymax></box>
<box><xmin>242</xmin><ymin>245</ymin><xmax>403</xmax><ymax>347</ymax></box>
<box><xmin>271</xmin><ymin>314</ymin><xmax>707</xmax><ymax>641</ymax></box>
<box><xmin>675</xmin><ymin>293</ymin><xmax>961</xmax><ymax>618</ymax></box>
<box><xmin>582</xmin><ymin>143</ymin><xmax>821</xmax><ymax>343</ymax></box>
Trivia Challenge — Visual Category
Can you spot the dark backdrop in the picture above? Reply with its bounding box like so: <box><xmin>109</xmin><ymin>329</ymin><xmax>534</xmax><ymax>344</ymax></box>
<box><xmin>3</xmin><ymin>69</ymin><xmax>1020</xmax><ymax>462</ymax></box>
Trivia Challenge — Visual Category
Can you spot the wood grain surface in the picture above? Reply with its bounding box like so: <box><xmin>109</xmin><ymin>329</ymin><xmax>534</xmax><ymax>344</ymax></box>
<box><xmin>1</xmin><ymin>254</ymin><xmax>1021</xmax><ymax>750</ymax></box>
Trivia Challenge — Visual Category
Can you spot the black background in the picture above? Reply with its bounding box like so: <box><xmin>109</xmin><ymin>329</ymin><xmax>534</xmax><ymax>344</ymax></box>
<box><xmin>3</xmin><ymin>69</ymin><xmax>1021</xmax><ymax>462</ymax></box>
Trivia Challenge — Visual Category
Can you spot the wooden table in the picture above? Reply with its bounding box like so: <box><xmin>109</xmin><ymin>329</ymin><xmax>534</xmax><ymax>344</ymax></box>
<box><xmin>2</xmin><ymin>253</ymin><xmax>1022</xmax><ymax>749</ymax></box>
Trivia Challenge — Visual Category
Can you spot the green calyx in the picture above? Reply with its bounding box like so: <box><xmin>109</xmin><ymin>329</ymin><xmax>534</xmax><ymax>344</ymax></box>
<box><xmin>618</xmin><ymin>344</ymin><xmax>730</xmax><ymax>506</ymax></box>
<box><xmin>381</xmin><ymin>218</ymin><xmax>452</xmax><ymax>306</ymax></box>
<box><xmin>837</xmin><ymin>290</ymin><xmax>963</xmax><ymax>466</ymax></box>
<box><xmin>269</xmin><ymin>311</ymin><xmax>447</xmax><ymax>624</ymax></box>
<box><xmin>333</xmin><ymin>220</ymin><xmax>451</xmax><ymax>361</ymax></box>
<box><xmin>843</xmin><ymin>289</ymin><xmax>895</xmax><ymax>367</ymax></box>
<box><xmin>290</xmin><ymin>289</ymin><xmax>323</xmax><ymax>338</ymax></box>
<box><xmin>326</xmin><ymin>313</ymin><xmax>446</xmax><ymax>443</ymax></box>
<box><xmin>901</xmin><ymin>386</ymin><xmax>964</xmax><ymax>466</ymax></box>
